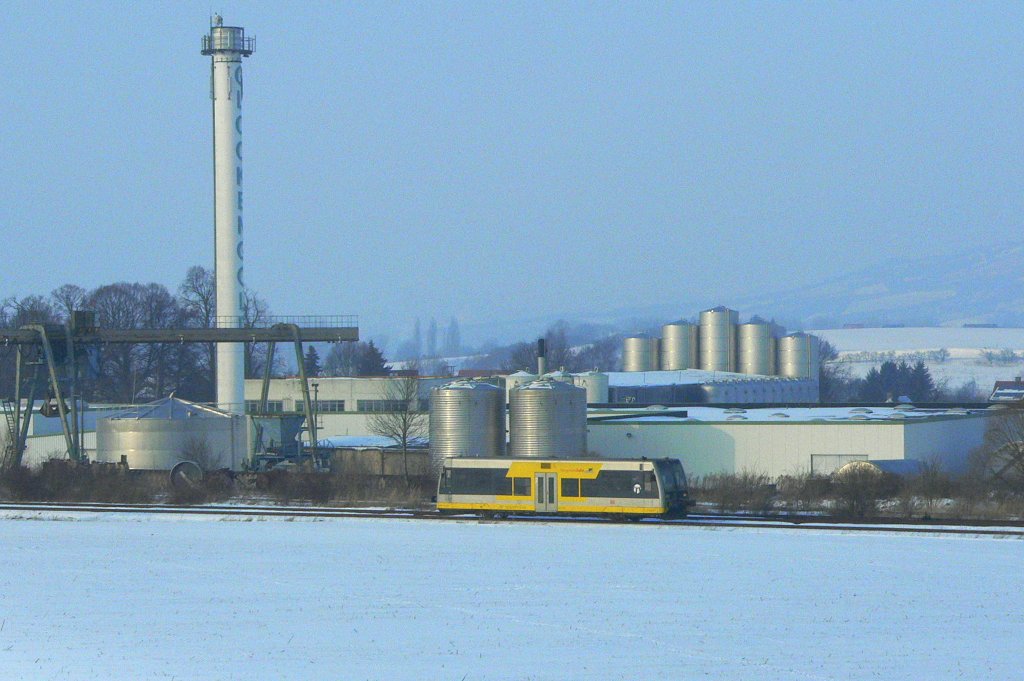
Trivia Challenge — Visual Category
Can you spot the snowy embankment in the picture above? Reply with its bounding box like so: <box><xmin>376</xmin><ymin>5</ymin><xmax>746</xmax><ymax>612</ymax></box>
<box><xmin>1</xmin><ymin>514</ymin><xmax>1021</xmax><ymax>680</ymax></box>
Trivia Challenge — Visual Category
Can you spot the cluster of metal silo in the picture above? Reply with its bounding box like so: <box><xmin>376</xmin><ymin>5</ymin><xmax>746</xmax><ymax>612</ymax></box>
<box><xmin>623</xmin><ymin>334</ymin><xmax>660</xmax><ymax>371</ymax></box>
<box><xmin>661</xmin><ymin>322</ymin><xmax>699</xmax><ymax>370</ymax></box>
<box><xmin>509</xmin><ymin>379</ymin><xmax>587</xmax><ymax>458</ymax></box>
<box><xmin>620</xmin><ymin>306</ymin><xmax>822</xmax><ymax>381</ymax></box>
<box><xmin>428</xmin><ymin>380</ymin><xmax>506</xmax><ymax>471</ymax></box>
<box><xmin>429</xmin><ymin>376</ymin><xmax>589</xmax><ymax>462</ymax></box>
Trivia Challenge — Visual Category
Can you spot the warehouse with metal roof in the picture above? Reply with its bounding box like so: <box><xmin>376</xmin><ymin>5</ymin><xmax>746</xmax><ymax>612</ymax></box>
<box><xmin>586</xmin><ymin>405</ymin><xmax>991</xmax><ymax>478</ymax></box>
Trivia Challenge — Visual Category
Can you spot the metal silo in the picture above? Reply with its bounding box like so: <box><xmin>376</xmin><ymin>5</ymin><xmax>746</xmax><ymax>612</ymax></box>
<box><xmin>777</xmin><ymin>333</ymin><xmax>821</xmax><ymax>379</ymax></box>
<box><xmin>661</xmin><ymin>322</ymin><xmax>699</xmax><ymax>370</ymax></box>
<box><xmin>504</xmin><ymin>370</ymin><xmax>537</xmax><ymax>404</ymax></box>
<box><xmin>572</xmin><ymin>371</ymin><xmax>609</xmax><ymax>404</ymax></box>
<box><xmin>509</xmin><ymin>379</ymin><xmax>587</xmax><ymax>458</ymax></box>
<box><xmin>737</xmin><ymin>323</ymin><xmax>776</xmax><ymax>376</ymax></box>
<box><xmin>429</xmin><ymin>380</ymin><xmax>506</xmax><ymax>471</ymax></box>
<box><xmin>699</xmin><ymin>307</ymin><xmax>738</xmax><ymax>372</ymax></box>
<box><xmin>543</xmin><ymin>369</ymin><xmax>575</xmax><ymax>384</ymax></box>
<box><xmin>623</xmin><ymin>335</ymin><xmax>659</xmax><ymax>371</ymax></box>
<box><xmin>96</xmin><ymin>396</ymin><xmax>246</xmax><ymax>471</ymax></box>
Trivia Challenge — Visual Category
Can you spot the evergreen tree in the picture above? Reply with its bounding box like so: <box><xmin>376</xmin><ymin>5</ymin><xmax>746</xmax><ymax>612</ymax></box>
<box><xmin>303</xmin><ymin>346</ymin><xmax>321</xmax><ymax>377</ymax></box>
<box><xmin>443</xmin><ymin>317</ymin><xmax>461</xmax><ymax>356</ymax></box>
<box><xmin>908</xmin><ymin>360</ymin><xmax>936</xmax><ymax>402</ymax></box>
<box><xmin>426</xmin><ymin>318</ymin><xmax>438</xmax><ymax>358</ymax></box>
<box><xmin>356</xmin><ymin>341</ymin><xmax>390</xmax><ymax>376</ymax></box>
<box><xmin>858</xmin><ymin>359</ymin><xmax>935</xmax><ymax>403</ymax></box>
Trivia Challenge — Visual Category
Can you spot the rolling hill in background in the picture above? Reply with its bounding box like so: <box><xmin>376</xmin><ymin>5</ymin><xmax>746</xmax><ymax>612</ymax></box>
<box><xmin>456</xmin><ymin>241</ymin><xmax>1024</xmax><ymax>348</ymax></box>
<box><xmin>732</xmin><ymin>241</ymin><xmax>1024</xmax><ymax>330</ymax></box>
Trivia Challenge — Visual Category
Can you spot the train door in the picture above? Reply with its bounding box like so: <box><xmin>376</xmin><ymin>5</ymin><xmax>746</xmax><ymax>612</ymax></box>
<box><xmin>534</xmin><ymin>473</ymin><xmax>557</xmax><ymax>513</ymax></box>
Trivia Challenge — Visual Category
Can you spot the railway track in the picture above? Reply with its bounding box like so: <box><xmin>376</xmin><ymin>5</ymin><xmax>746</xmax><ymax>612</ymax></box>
<box><xmin>1</xmin><ymin>501</ymin><xmax>1022</xmax><ymax>538</ymax></box>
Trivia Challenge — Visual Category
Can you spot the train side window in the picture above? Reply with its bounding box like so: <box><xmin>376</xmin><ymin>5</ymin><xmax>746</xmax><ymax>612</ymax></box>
<box><xmin>561</xmin><ymin>478</ymin><xmax>580</xmax><ymax>497</ymax></box>
<box><xmin>512</xmin><ymin>477</ymin><xmax>530</xmax><ymax>496</ymax></box>
<box><xmin>644</xmin><ymin>471</ymin><xmax>658</xmax><ymax>494</ymax></box>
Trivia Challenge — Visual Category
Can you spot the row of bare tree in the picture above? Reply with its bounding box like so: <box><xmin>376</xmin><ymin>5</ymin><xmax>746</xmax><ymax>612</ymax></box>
<box><xmin>0</xmin><ymin>267</ymin><xmax>274</xmax><ymax>404</ymax></box>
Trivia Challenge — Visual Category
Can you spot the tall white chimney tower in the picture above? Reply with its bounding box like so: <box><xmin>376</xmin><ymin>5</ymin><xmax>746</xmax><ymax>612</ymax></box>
<box><xmin>202</xmin><ymin>16</ymin><xmax>253</xmax><ymax>414</ymax></box>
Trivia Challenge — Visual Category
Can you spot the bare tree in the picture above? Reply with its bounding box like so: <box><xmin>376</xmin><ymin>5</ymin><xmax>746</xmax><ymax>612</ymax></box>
<box><xmin>240</xmin><ymin>289</ymin><xmax>280</xmax><ymax>378</ymax></box>
<box><xmin>178</xmin><ymin>266</ymin><xmax>216</xmax><ymax>390</ymax></box>
<box><xmin>367</xmin><ymin>367</ymin><xmax>427</xmax><ymax>483</ymax></box>
<box><xmin>979</xmin><ymin>406</ymin><xmax>1024</xmax><ymax>493</ymax></box>
<box><xmin>50</xmin><ymin>284</ymin><xmax>88</xmax><ymax>321</ymax></box>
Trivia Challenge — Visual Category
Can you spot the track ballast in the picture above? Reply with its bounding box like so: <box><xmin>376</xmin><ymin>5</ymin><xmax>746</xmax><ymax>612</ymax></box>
<box><xmin>1</xmin><ymin>501</ymin><xmax>1022</xmax><ymax>538</ymax></box>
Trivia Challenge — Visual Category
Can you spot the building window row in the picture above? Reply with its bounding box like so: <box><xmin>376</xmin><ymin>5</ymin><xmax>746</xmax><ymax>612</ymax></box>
<box><xmin>245</xmin><ymin>400</ymin><xmax>284</xmax><ymax>414</ymax></box>
<box><xmin>357</xmin><ymin>399</ymin><xmax>417</xmax><ymax>413</ymax></box>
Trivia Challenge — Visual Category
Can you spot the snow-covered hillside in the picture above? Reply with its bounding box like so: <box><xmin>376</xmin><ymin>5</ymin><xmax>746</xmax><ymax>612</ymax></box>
<box><xmin>812</xmin><ymin>327</ymin><xmax>1024</xmax><ymax>392</ymax></box>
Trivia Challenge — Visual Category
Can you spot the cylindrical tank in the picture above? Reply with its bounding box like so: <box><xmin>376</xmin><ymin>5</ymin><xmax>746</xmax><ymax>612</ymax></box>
<box><xmin>429</xmin><ymin>381</ymin><xmax>506</xmax><ymax>471</ymax></box>
<box><xmin>572</xmin><ymin>371</ymin><xmax>609</xmax><ymax>404</ymax></box>
<box><xmin>96</xmin><ymin>397</ymin><xmax>246</xmax><ymax>470</ymax></box>
<box><xmin>737</xmin><ymin>323</ymin><xmax>776</xmax><ymax>376</ymax></box>
<box><xmin>504</xmin><ymin>370</ymin><xmax>537</xmax><ymax>404</ymax></box>
<box><xmin>699</xmin><ymin>307</ymin><xmax>738</xmax><ymax>372</ymax></box>
<box><xmin>543</xmin><ymin>370</ymin><xmax>575</xmax><ymax>384</ymax></box>
<box><xmin>661</xmin><ymin>322</ymin><xmax>699</xmax><ymax>370</ymax></box>
<box><xmin>623</xmin><ymin>335</ymin><xmax>660</xmax><ymax>371</ymax></box>
<box><xmin>509</xmin><ymin>379</ymin><xmax>587</xmax><ymax>458</ymax></box>
<box><xmin>778</xmin><ymin>333</ymin><xmax>821</xmax><ymax>379</ymax></box>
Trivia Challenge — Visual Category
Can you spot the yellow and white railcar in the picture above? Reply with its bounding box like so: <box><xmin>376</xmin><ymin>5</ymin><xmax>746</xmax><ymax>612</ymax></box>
<box><xmin>436</xmin><ymin>457</ymin><xmax>690</xmax><ymax>518</ymax></box>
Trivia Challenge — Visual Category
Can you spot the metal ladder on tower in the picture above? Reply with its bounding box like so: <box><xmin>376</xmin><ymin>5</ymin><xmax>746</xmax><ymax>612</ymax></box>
<box><xmin>1</xmin><ymin>399</ymin><xmax>18</xmax><ymax>469</ymax></box>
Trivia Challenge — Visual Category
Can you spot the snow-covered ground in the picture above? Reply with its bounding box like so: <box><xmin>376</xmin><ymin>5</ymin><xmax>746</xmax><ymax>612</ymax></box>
<box><xmin>1</xmin><ymin>513</ymin><xmax>1021</xmax><ymax>680</ymax></box>
<box><xmin>811</xmin><ymin>327</ymin><xmax>1024</xmax><ymax>393</ymax></box>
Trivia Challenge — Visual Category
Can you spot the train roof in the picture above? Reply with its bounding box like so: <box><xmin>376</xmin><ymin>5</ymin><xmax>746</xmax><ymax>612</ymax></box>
<box><xmin>441</xmin><ymin>456</ymin><xmax>678</xmax><ymax>465</ymax></box>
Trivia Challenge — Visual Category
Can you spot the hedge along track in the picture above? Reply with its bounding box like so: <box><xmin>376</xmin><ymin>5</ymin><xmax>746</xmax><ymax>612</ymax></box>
<box><xmin>0</xmin><ymin>501</ymin><xmax>1022</xmax><ymax>538</ymax></box>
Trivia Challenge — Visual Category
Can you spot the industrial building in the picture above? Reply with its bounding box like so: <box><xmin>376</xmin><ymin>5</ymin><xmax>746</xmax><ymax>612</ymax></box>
<box><xmin>586</xmin><ymin>405</ymin><xmax>990</xmax><ymax>478</ymax></box>
<box><xmin>606</xmin><ymin>370</ymin><xmax>819</xmax><ymax>404</ymax></box>
<box><xmin>243</xmin><ymin>375</ymin><xmax>454</xmax><ymax>438</ymax></box>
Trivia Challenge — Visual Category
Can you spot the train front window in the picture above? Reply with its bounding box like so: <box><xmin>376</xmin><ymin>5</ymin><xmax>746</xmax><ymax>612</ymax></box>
<box><xmin>654</xmin><ymin>461</ymin><xmax>679</xmax><ymax>492</ymax></box>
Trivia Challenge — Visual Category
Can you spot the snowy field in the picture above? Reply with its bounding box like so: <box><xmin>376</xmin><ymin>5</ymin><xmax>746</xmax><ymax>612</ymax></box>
<box><xmin>2</xmin><ymin>514</ymin><xmax>1022</xmax><ymax>680</ymax></box>
<box><xmin>811</xmin><ymin>327</ymin><xmax>1024</xmax><ymax>392</ymax></box>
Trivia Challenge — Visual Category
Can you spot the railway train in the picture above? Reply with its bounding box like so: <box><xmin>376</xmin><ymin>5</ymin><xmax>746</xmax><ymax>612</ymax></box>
<box><xmin>436</xmin><ymin>456</ymin><xmax>691</xmax><ymax>518</ymax></box>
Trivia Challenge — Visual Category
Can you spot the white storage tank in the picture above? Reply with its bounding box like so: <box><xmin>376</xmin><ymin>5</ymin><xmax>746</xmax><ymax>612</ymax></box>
<box><xmin>737</xmin><ymin>323</ymin><xmax>777</xmax><ymax>376</ymax></box>
<box><xmin>543</xmin><ymin>369</ymin><xmax>575</xmax><ymax>384</ymax></box>
<box><xmin>778</xmin><ymin>333</ymin><xmax>821</xmax><ymax>379</ymax></box>
<box><xmin>509</xmin><ymin>379</ymin><xmax>587</xmax><ymax>458</ymax></box>
<box><xmin>504</xmin><ymin>370</ymin><xmax>537</xmax><ymax>404</ymax></box>
<box><xmin>699</xmin><ymin>307</ymin><xmax>738</xmax><ymax>372</ymax></box>
<box><xmin>623</xmin><ymin>335</ymin><xmax>659</xmax><ymax>372</ymax></box>
<box><xmin>429</xmin><ymin>380</ymin><xmax>506</xmax><ymax>472</ymax></box>
<box><xmin>96</xmin><ymin>396</ymin><xmax>247</xmax><ymax>471</ymax></box>
<box><xmin>572</xmin><ymin>371</ymin><xmax>610</xmax><ymax>404</ymax></box>
<box><xmin>661</xmin><ymin>322</ymin><xmax>699</xmax><ymax>370</ymax></box>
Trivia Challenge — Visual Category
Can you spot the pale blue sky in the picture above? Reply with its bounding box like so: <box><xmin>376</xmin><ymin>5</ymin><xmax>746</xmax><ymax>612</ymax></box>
<box><xmin>1</xmin><ymin>2</ymin><xmax>1021</xmax><ymax>348</ymax></box>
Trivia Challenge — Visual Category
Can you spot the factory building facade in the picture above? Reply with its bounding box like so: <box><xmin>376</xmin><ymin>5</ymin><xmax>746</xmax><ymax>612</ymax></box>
<box><xmin>586</xmin><ymin>406</ymin><xmax>991</xmax><ymax>478</ymax></box>
<box><xmin>243</xmin><ymin>376</ymin><xmax>455</xmax><ymax>437</ymax></box>
<box><xmin>606</xmin><ymin>370</ymin><xmax>819</xmax><ymax>404</ymax></box>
